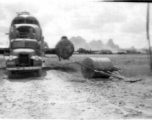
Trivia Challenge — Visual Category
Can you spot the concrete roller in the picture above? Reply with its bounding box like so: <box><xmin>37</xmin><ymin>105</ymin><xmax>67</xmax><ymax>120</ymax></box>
<box><xmin>81</xmin><ymin>57</ymin><xmax>114</xmax><ymax>78</ymax></box>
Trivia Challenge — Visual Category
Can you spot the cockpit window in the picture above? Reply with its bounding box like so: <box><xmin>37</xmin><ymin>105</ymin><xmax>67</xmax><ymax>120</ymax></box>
<box><xmin>26</xmin><ymin>18</ymin><xmax>39</xmax><ymax>25</ymax></box>
<box><xmin>26</xmin><ymin>19</ymin><xmax>34</xmax><ymax>24</ymax></box>
<box><xmin>13</xmin><ymin>18</ymin><xmax>25</xmax><ymax>24</ymax></box>
<box><xmin>12</xmin><ymin>17</ymin><xmax>39</xmax><ymax>26</ymax></box>
<box><xmin>18</xmin><ymin>19</ymin><xmax>25</xmax><ymax>24</ymax></box>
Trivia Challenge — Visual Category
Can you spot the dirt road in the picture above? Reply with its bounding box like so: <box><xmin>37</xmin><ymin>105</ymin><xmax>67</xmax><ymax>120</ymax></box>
<box><xmin>0</xmin><ymin>56</ymin><xmax>152</xmax><ymax>119</ymax></box>
<box><xmin>0</xmin><ymin>70</ymin><xmax>117</xmax><ymax>119</ymax></box>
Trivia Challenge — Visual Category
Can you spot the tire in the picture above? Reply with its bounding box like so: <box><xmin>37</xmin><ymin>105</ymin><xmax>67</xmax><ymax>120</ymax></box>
<box><xmin>36</xmin><ymin>68</ymin><xmax>42</xmax><ymax>77</ymax></box>
<box><xmin>8</xmin><ymin>71</ymin><xmax>13</xmax><ymax>79</ymax></box>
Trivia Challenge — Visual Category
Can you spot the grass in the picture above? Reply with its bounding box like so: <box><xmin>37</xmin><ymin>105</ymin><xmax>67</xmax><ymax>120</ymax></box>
<box><xmin>45</xmin><ymin>54</ymin><xmax>152</xmax><ymax>78</ymax></box>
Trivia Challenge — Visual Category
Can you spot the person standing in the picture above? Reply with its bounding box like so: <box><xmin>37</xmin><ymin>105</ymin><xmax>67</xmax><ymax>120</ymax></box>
<box><xmin>38</xmin><ymin>37</ymin><xmax>48</xmax><ymax>62</ymax></box>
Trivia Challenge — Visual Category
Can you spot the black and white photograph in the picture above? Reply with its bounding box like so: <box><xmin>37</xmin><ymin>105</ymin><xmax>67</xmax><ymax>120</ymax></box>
<box><xmin>0</xmin><ymin>0</ymin><xmax>152</xmax><ymax>119</ymax></box>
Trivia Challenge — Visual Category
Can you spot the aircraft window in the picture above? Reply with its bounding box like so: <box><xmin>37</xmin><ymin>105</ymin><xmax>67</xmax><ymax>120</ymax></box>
<box><xmin>26</xmin><ymin>19</ymin><xmax>34</xmax><ymax>24</ymax></box>
<box><xmin>26</xmin><ymin>18</ymin><xmax>39</xmax><ymax>25</ymax></box>
<box><xmin>34</xmin><ymin>20</ymin><xmax>38</xmax><ymax>25</ymax></box>
<box><xmin>18</xmin><ymin>19</ymin><xmax>25</xmax><ymax>24</ymax></box>
<box><xmin>12</xmin><ymin>17</ymin><xmax>39</xmax><ymax>26</ymax></box>
<box><xmin>12</xmin><ymin>20</ymin><xmax>18</xmax><ymax>24</ymax></box>
<box><xmin>13</xmin><ymin>19</ymin><xmax>25</xmax><ymax>24</ymax></box>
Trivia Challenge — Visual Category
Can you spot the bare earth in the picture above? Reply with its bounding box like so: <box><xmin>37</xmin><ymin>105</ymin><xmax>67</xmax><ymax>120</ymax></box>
<box><xmin>0</xmin><ymin>56</ymin><xmax>152</xmax><ymax>119</ymax></box>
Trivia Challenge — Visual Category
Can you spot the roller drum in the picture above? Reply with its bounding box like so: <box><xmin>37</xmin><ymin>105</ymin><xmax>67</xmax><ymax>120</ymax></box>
<box><xmin>81</xmin><ymin>57</ymin><xmax>114</xmax><ymax>78</ymax></box>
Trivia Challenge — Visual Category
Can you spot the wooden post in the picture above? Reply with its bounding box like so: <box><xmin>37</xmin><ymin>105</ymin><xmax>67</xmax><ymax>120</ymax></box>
<box><xmin>147</xmin><ymin>3</ymin><xmax>152</xmax><ymax>71</ymax></box>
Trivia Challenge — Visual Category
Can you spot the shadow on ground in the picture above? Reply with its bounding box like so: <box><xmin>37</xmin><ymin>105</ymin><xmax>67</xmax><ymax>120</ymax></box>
<box><xmin>51</xmin><ymin>66</ymin><xmax>77</xmax><ymax>72</ymax></box>
<box><xmin>7</xmin><ymin>69</ymin><xmax>48</xmax><ymax>82</ymax></box>
<box><xmin>44</xmin><ymin>64</ymin><xmax>77</xmax><ymax>73</ymax></box>
<box><xmin>3</xmin><ymin>63</ymin><xmax>77</xmax><ymax>83</ymax></box>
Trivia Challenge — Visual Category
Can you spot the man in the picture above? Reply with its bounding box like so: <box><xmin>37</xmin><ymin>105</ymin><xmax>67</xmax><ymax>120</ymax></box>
<box><xmin>38</xmin><ymin>37</ymin><xmax>48</xmax><ymax>62</ymax></box>
<box><xmin>28</xmin><ymin>28</ymin><xmax>35</xmax><ymax>39</ymax></box>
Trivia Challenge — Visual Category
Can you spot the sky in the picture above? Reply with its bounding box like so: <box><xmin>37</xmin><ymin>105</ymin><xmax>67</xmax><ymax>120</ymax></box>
<box><xmin>0</xmin><ymin>0</ymin><xmax>151</xmax><ymax>49</ymax></box>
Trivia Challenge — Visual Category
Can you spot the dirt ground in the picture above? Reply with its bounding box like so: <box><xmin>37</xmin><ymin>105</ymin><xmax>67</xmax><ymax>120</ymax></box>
<box><xmin>0</xmin><ymin>56</ymin><xmax>152</xmax><ymax>119</ymax></box>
